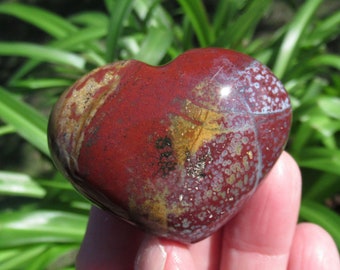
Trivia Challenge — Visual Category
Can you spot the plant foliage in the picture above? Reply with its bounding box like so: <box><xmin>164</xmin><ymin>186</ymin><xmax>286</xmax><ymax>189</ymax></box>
<box><xmin>0</xmin><ymin>0</ymin><xmax>339</xmax><ymax>268</ymax></box>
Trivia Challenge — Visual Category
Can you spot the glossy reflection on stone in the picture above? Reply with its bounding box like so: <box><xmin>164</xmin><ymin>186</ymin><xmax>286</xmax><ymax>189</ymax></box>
<box><xmin>48</xmin><ymin>48</ymin><xmax>292</xmax><ymax>243</ymax></box>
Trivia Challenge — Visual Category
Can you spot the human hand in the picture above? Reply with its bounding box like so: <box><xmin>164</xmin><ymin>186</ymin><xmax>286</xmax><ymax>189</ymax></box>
<box><xmin>76</xmin><ymin>152</ymin><xmax>340</xmax><ymax>269</ymax></box>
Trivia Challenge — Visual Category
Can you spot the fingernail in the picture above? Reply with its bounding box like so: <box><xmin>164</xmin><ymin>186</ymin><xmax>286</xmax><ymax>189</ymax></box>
<box><xmin>135</xmin><ymin>236</ymin><xmax>167</xmax><ymax>270</ymax></box>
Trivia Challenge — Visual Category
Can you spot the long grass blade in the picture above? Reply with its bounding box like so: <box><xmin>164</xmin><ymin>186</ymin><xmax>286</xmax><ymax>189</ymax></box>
<box><xmin>0</xmin><ymin>245</ymin><xmax>48</xmax><ymax>270</ymax></box>
<box><xmin>7</xmin><ymin>60</ymin><xmax>41</xmax><ymax>85</ymax></box>
<box><xmin>0</xmin><ymin>42</ymin><xmax>85</xmax><ymax>70</ymax></box>
<box><xmin>215</xmin><ymin>0</ymin><xmax>271</xmax><ymax>48</ymax></box>
<box><xmin>134</xmin><ymin>27</ymin><xmax>173</xmax><ymax>65</ymax></box>
<box><xmin>273</xmin><ymin>0</ymin><xmax>323</xmax><ymax>79</ymax></box>
<box><xmin>318</xmin><ymin>96</ymin><xmax>340</xmax><ymax>120</ymax></box>
<box><xmin>0</xmin><ymin>125</ymin><xmax>15</xmax><ymax>136</ymax></box>
<box><xmin>6</xmin><ymin>26</ymin><xmax>106</xmax><ymax>83</ymax></box>
<box><xmin>0</xmin><ymin>171</ymin><xmax>46</xmax><ymax>198</ymax></box>
<box><xmin>298</xmin><ymin>147</ymin><xmax>340</xmax><ymax>175</ymax></box>
<box><xmin>106</xmin><ymin>0</ymin><xmax>134</xmax><ymax>62</ymax></box>
<box><xmin>0</xmin><ymin>3</ymin><xmax>76</xmax><ymax>38</ymax></box>
<box><xmin>308</xmin><ymin>54</ymin><xmax>340</xmax><ymax>71</ymax></box>
<box><xmin>177</xmin><ymin>0</ymin><xmax>214</xmax><ymax>47</ymax></box>
<box><xmin>9</xmin><ymin>78</ymin><xmax>72</xmax><ymax>90</ymax></box>
<box><xmin>54</xmin><ymin>27</ymin><xmax>107</xmax><ymax>49</ymax></box>
<box><xmin>27</xmin><ymin>245</ymin><xmax>78</xmax><ymax>270</ymax></box>
<box><xmin>0</xmin><ymin>87</ymin><xmax>49</xmax><ymax>156</ymax></box>
<box><xmin>305</xmin><ymin>10</ymin><xmax>340</xmax><ymax>46</ymax></box>
<box><xmin>303</xmin><ymin>174</ymin><xmax>340</xmax><ymax>202</ymax></box>
<box><xmin>0</xmin><ymin>210</ymin><xmax>87</xmax><ymax>248</ymax></box>
<box><xmin>70</xmin><ymin>11</ymin><xmax>109</xmax><ymax>28</ymax></box>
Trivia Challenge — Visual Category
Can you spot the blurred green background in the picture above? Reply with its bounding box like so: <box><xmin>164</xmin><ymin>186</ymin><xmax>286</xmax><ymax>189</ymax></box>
<box><xmin>0</xmin><ymin>0</ymin><xmax>339</xmax><ymax>269</ymax></box>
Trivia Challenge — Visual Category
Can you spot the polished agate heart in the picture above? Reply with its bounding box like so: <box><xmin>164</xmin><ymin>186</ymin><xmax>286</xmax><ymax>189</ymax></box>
<box><xmin>48</xmin><ymin>48</ymin><xmax>291</xmax><ymax>243</ymax></box>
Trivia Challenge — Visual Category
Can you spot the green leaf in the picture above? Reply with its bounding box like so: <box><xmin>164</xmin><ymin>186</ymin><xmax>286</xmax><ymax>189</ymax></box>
<box><xmin>298</xmin><ymin>148</ymin><xmax>340</xmax><ymax>175</ymax></box>
<box><xmin>0</xmin><ymin>125</ymin><xmax>15</xmax><ymax>136</ymax></box>
<box><xmin>0</xmin><ymin>87</ymin><xmax>49</xmax><ymax>156</ymax></box>
<box><xmin>318</xmin><ymin>97</ymin><xmax>340</xmax><ymax>120</ymax></box>
<box><xmin>70</xmin><ymin>11</ymin><xmax>109</xmax><ymax>28</ymax></box>
<box><xmin>0</xmin><ymin>248</ymin><xmax>19</xmax><ymax>263</ymax></box>
<box><xmin>0</xmin><ymin>245</ymin><xmax>49</xmax><ymax>270</ymax></box>
<box><xmin>6</xmin><ymin>27</ymin><xmax>106</xmax><ymax>83</ymax></box>
<box><xmin>0</xmin><ymin>210</ymin><xmax>87</xmax><ymax>248</ymax></box>
<box><xmin>300</xmin><ymin>200</ymin><xmax>340</xmax><ymax>249</ymax></box>
<box><xmin>215</xmin><ymin>0</ymin><xmax>271</xmax><ymax>48</ymax></box>
<box><xmin>106</xmin><ymin>0</ymin><xmax>134</xmax><ymax>62</ymax></box>
<box><xmin>134</xmin><ymin>26</ymin><xmax>173</xmax><ymax>65</ymax></box>
<box><xmin>305</xmin><ymin>10</ymin><xmax>340</xmax><ymax>46</ymax></box>
<box><xmin>0</xmin><ymin>42</ymin><xmax>85</xmax><ymax>70</ymax></box>
<box><xmin>308</xmin><ymin>54</ymin><xmax>340</xmax><ymax>71</ymax></box>
<box><xmin>52</xmin><ymin>26</ymin><xmax>107</xmax><ymax>53</ymax></box>
<box><xmin>290</xmin><ymin>121</ymin><xmax>313</xmax><ymax>156</ymax></box>
<box><xmin>299</xmin><ymin>159</ymin><xmax>340</xmax><ymax>175</ymax></box>
<box><xmin>302</xmin><ymin>108</ymin><xmax>340</xmax><ymax>138</ymax></box>
<box><xmin>0</xmin><ymin>3</ymin><xmax>76</xmax><ymax>39</ymax></box>
<box><xmin>9</xmin><ymin>78</ymin><xmax>72</xmax><ymax>90</ymax></box>
<box><xmin>7</xmin><ymin>60</ymin><xmax>41</xmax><ymax>85</ymax></box>
<box><xmin>304</xmin><ymin>174</ymin><xmax>340</xmax><ymax>201</ymax></box>
<box><xmin>212</xmin><ymin>0</ymin><xmax>235</xmax><ymax>34</ymax></box>
<box><xmin>27</xmin><ymin>245</ymin><xmax>78</xmax><ymax>270</ymax></box>
<box><xmin>0</xmin><ymin>171</ymin><xmax>46</xmax><ymax>198</ymax></box>
<box><xmin>140</xmin><ymin>0</ymin><xmax>173</xmax><ymax>29</ymax></box>
<box><xmin>177</xmin><ymin>0</ymin><xmax>215</xmax><ymax>47</ymax></box>
<box><xmin>273</xmin><ymin>0</ymin><xmax>323</xmax><ymax>78</ymax></box>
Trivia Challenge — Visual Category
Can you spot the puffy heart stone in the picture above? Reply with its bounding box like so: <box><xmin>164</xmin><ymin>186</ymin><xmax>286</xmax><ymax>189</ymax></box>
<box><xmin>48</xmin><ymin>48</ymin><xmax>291</xmax><ymax>243</ymax></box>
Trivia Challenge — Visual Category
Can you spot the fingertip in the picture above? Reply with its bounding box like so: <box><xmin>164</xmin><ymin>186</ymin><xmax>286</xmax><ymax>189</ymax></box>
<box><xmin>135</xmin><ymin>236</ymin><xmax>197</xmax><ymax>270</ymax></box>
<box><xmin>289</xmin><ymin>223</ymin><xmax>340</xmax><ymax>270</ymax></box>
<box><xmin>135</xmin><ymin>236</ymin><xmax>167</xmax><ymax>270</ymax></box>
<box><xmin>270</xmin><ymin>151</ymin><xmax>302</xmax><ymax>189</ymax></box>
<box><xmin>266</xmin><ymin>151</ymin><xmax>302</xmax><ymax>206</ymax></box>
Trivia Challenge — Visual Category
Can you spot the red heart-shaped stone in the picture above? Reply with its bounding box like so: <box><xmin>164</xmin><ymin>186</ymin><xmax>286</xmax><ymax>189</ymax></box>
<box><xmin>48</xmin><ymin>48</ymin><xmax>291</xmax><ymax>243</ymax></box>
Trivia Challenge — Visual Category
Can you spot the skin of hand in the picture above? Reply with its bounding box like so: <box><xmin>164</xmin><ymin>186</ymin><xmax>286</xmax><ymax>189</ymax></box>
<box><xmin>76</xmin><ymin>152</ymin><xmax>340</xmax><ymax>270</ymax></box>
